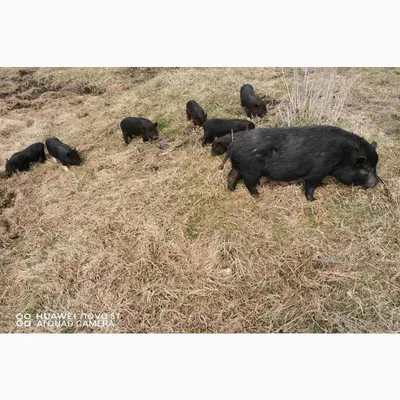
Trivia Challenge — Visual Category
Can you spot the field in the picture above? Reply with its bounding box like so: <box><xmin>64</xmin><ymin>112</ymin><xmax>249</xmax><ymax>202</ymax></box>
<box><xmin>0</xmin><ymin>67</ymin><xmax>399</xmax><ymax>333</ymax></box>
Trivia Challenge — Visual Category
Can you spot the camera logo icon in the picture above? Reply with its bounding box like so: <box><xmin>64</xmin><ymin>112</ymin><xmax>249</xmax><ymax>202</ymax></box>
<box><xmin>16</xmin><ymin>313</ymin><xmax>32</xmax><ymax>327</ymax></box>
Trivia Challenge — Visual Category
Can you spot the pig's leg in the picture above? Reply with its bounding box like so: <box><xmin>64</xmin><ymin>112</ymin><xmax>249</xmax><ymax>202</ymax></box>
<box><xmin>122</xmin><ymin>131</ymin><xmax>131</xmax><ymax>145</ymax></box>
<box><xmin>219</xmin><ymin>154</ymin><xmax>230</xmax><ymax>170</ymax></box>
<box><xmin>242</xmin><ymin>173</ymin><xmax>260</xmax><ymax>198</ymax></box>
<box><xmin>202</xmin><ymin>132</ymin><xmax>213</xmax><ymax>147</ymax></box>
<box><xmin>304</xmin><ymin>177</ymin><xmax>323</xmax><ymax>201</ymax></box>
<box><xmin>227</xmin><ymin>168</ymin><xmax>241</xmax><ymax>191</ymax></box>
<box><xmin>141</xmin><ymin>128</ymin><xmax>150</xmax><ymax>142</ymax></box>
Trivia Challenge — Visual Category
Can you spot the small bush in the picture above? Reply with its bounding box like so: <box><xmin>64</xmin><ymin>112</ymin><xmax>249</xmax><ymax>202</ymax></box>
<box><xmin>276</xmin><ymin>68</ymin><xmax>357</xmax><ymax>126</ymax></box>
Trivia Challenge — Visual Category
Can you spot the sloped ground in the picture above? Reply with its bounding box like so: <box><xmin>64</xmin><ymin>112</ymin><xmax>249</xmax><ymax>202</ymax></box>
<box><xmin>0</xmin><ymin>67</ymin><xmax>399</xmax><ymax>333</ymax></box>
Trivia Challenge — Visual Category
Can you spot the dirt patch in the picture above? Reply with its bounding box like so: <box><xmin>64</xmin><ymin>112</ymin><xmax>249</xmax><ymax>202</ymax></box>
<box><xmin>4</xmin><ymin>98</ymin><xmax>39</xmax><ymax>111</ymax></box>
<box><xmin>0</xmin><ymin>70</ymin><xmax>106</xmax><ymax>105</ymax></box>
<box><xmin>0</xmin><ymin>121</ymin><xmax>23</xmax><ymax>138</ymax></box>
<box><xmin>0</xmin><ymin>188</ymin><xmax>16</xmax><ymax>211</ymax></box>
<box><xmin>17</xmin><ymin>68</ymin><xmax>38</xmax><ymax>77</ymax></box>
<box><xmin>120</xmin><ymin>67</ymin><xmax>161</xmax><ymax>84</ymax></box>
<box><xmin>379</xmin><ymin>108</ymin><xmax>400</xmax><ymax>136</ymax></box>
<box><xmin>0</xmin><ymin>217</ymin><xmax>11</xmax><ymax>234</ymax></box>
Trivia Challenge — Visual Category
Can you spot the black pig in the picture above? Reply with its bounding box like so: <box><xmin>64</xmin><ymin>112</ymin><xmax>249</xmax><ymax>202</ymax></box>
<box><xmin>240</xmin><ymin>84</ymin><xmax>267</xmax><ymax>118</ymax></box>
<box><xmin>186</xmin><ymin>100</ymin><xmax>207</xmax><ymax>127</ymax></box>
<box><xmin>223</xmin><ymin>125</ymin><xmax>379</xmax><ymax>200</ymax></box>
<box><xmin>5</xmin><ymin>142</ymin><xmax>46</xmax><ymax>176</ymax></box>
<box><xmin>45</xmin><ymin>137</ymin><xmax>82</xmax><ymax>169</ymax></box>
<box><xmin>202</xmin><ymin>118</ymin><xmax>255</xmax><ymax>146</ymax></box>
<box><xmin>211</xmin><ymin>130</ymin><xmax>252</xmax><ymax>156</ymax></box>
<box><xmin>120</xmin><ymin>117</ymin><xmax>159</xmax><ymax>144</ymax></box>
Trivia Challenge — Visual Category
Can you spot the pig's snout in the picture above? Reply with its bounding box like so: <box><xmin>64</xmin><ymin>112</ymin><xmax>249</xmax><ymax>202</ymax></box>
<box><xmin>363</xmin><ymin>172</ymin><xmax>379</xmax><ymax>189</ymax></box>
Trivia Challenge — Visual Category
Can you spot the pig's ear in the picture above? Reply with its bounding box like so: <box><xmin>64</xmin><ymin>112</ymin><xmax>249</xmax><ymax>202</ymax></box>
<box><xmin>371</xmin><ymin>141</ymin><xmax>377</xmax><ymax>149</ymax></box>
<box><xmin>6</xmin><ymin>158</ymin><xmax>8</xmax><ymax>162</ymax></box>
<box><xmin>154</xmin><ymin>121</ymin><xmax>158</xmax><ymax>127</ymax></box>
<box><xmin>355</xmin><ymin>156</ymin><xmax>367</xmax><ymax>165</ymax></box>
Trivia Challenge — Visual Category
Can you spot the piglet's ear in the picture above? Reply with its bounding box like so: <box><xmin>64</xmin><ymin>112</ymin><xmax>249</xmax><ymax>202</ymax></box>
<box><xmin>371</xmin><ymin>141</ymin><xmax>377</xmax><ymax>149</ymax></box>
<box><xmin>154</xmin><ymin>122</ymin><xmax>158</xmax><ymax>128</ymax></box>
<box><xmin>6</xmin><ymin>158</ymin><xmax>8</xmax><ymax>162</ymax></box>
<box><xmin>355</xmin><ymin>156</ymin><xmax>367</xmax><ymax>165</ymax></box>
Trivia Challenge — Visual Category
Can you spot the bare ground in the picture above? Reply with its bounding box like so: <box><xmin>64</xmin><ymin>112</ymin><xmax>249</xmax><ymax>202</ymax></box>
<box><xmin>0</xmin><ymin>67</ymin><xmax>399</xmax><ymax>333</ymax></box>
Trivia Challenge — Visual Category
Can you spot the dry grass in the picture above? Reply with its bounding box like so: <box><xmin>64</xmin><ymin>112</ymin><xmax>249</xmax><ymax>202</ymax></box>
<box><xmin>1</xmin><ymin>67</ymin><xmax>400</xmax><ymax>333</ymax></box>
<box><xmin>277</xmin><ymin>68</ymin><xmax>358</xmax><ymax>125</ymax></box>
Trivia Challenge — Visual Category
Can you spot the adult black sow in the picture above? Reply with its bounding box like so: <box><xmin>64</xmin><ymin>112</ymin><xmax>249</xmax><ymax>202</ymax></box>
<box><xmin>224</xmin><ymin>125</ymin><xmax>379</xmax><ymax>200</ymax></box>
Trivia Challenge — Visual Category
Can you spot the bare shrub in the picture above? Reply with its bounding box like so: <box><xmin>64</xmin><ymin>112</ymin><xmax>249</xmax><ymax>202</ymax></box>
<box><xmin>276</xmin><ymin>68</ymin><xmax>358</xmax><ymax>125</ymax></box>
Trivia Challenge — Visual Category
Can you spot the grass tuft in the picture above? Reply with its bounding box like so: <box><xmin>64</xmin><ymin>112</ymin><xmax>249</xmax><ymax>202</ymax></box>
<box><xmin>277</xmin><ymin>68</ymin><xmax>358</xmax><ymax>126</ymax></box>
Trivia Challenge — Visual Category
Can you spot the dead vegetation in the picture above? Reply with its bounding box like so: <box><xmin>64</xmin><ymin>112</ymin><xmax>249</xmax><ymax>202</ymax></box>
<box><xmin>276</xmin><ymin>68</ymin><xmax>358</xmax><ymax>125</ymax></box>
<box><xmin>0</xmin><ymin>67</ymin><xmax>399</xmax><ymax>333</ymax></box>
